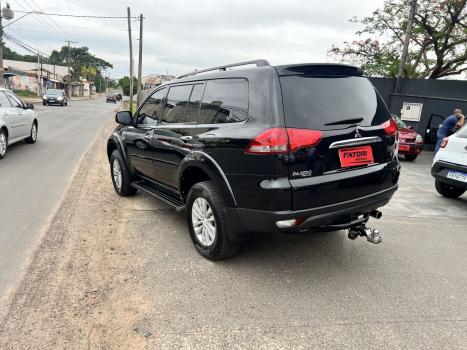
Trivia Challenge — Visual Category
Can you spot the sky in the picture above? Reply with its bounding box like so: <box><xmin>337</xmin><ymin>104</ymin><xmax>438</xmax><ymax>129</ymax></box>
<box><xmin>4</xmin><ymin>0</ymin><xmax>386</xmax><ymax>78</ymax></box>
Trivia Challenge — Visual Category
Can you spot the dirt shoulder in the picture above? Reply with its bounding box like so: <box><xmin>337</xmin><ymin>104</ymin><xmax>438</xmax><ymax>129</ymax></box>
<box><xmin>0</xmin><ymin>118</ymin><xmax>153</xmax><ymax>349</ymax></box>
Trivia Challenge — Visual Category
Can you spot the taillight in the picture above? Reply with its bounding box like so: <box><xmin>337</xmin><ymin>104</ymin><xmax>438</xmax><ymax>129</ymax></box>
<box><xmin>440</xmin><ymin>137</ymin><xmax>449</xmax><ymax>148</ymax></box>
<box><xmin>245</xmin><ymin>128</ymin><xmax>322</xmax><ymax>154</ymax></box>
<box><xmin>287</xmin><ymin>128</ymin><xmax>322</xmax><ymax>151</ymax></box>
<box><xmin>245</xmin><ymin>128</ymin><xmax>289</xmax><ymax>154</ymax></box>
<box><xmin>382</xmin><ymin>118</ymin><xmax>398</xmax><ymax>135</ymax></box>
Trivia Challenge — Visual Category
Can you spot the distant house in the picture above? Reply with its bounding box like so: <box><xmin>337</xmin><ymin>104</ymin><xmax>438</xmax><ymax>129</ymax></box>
<box><xmin>142</xmin><ymin>74</ymin><xmax>175</xmax><ymax>90</ymax></box>
<box><xmin>2</xmin><ymin>59</ymin><xmax>69</xmax><ymax>93</ymax></box>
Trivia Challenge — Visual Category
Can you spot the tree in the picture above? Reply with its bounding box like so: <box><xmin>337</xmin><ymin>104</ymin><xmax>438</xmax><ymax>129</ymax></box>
<box><xmin>3</xmin><ymin>46</ymin><xmax>37</xmax><ymax>63</ymax></box>
<box><xmin>329</xmin><ymin>0</ymin><xmax>467</xmax><ymax>79</ymax></box>
<box><xmin>118</xmin><ymin>76</ymin><xmax>140</xmax><ymax>96</ymax></box>
<box><xmin>49</xmin><ymin>46</ymin><xmax>113</xmax><ymax>92</ymax></box>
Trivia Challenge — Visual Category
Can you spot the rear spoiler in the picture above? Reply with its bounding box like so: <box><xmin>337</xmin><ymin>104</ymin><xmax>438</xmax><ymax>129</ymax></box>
<box><xmin>274</xmin><ymin>64</ymin><xmax>364</xmax><ymax>77</ymax></box>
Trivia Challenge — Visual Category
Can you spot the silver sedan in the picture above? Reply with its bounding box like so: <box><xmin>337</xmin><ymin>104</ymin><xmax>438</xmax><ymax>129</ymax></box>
<box><xmin>0</xmin><ymin>88</ymin><xmax>38</xmax><ymax>159</ymax></box>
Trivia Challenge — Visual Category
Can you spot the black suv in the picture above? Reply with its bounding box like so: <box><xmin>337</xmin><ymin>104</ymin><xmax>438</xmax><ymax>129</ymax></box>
<box><xmin>107</xmin><ymin>60</ymin><xmax>400</xmax><ymax>260</ymax></box>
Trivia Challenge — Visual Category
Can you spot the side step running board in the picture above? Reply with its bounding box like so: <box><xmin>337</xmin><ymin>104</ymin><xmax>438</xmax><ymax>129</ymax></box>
<box><xmin>132</xmin><ymin>180</ymin><xmax>185</xmax><ymax>212</ymax></box>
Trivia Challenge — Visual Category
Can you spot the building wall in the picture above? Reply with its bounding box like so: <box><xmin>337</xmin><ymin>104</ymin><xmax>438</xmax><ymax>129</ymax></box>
<box><xmin>370</xmin><ymin>77</ymin><xmax>467</xmax><ymax>146</ymax></box>
<box><xmin>10</xmin><ymin>75</ymin><xmax>39</xmax><ymax>92</ymax></box>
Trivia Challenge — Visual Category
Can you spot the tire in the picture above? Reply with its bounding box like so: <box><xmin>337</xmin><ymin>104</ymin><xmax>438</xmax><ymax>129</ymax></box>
<box><xmin>43</xmin><ymin>102</ymin><xmax>46</xmax><ymax>106</ymax></box>
<box><xmin>61</xmin><ymin>102</ymin><xmax>64</xmax><ymax>106</ymax></box>
<box><xmin>0</xmin><ymin>129</ymin><xmax>7</xmax><ymax>159</ymax></box>
<box><xmin>186</xmin><ymin>181</ymin><xmax>240</xmax><ymax>260</ymax></box>
<box><xmin>435</xmin><ymin>179</ymin><xmax>465</xmax><ymax>198</ymax></box>
<box><xmin>25</xmin><ymin>122</ymin><xmax>38</xmax><ymax>144</ymax></box>
<box><xmin>404</xmin><ymin>154</ymin><xmax>418</xmax><ymax>161</ymax></box>
<box><xmin>110</xmin><ymin>150</ymin><xmax>136</xmax><ymax>196</ymax></box>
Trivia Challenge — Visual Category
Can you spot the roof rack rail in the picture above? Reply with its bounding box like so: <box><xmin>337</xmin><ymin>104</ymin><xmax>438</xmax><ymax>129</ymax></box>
<box><xmin>177</xmin><ymin>59</ymin><xmax>271</xmax><ymax>79</ymax></box>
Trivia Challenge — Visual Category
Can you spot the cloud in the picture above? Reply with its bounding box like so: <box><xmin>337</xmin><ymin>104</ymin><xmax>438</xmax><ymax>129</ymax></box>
<box><xmin>6</xmin><ymin>0</ymin><xmax>385</xmax><ymax>77</ymax></box>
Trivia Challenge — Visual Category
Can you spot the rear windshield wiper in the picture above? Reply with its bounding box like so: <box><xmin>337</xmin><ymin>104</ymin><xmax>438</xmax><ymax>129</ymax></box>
<box><xmin>324</xmin><ymin>118</ymin><xmax>364</xmax><ymax>126</ymax></box>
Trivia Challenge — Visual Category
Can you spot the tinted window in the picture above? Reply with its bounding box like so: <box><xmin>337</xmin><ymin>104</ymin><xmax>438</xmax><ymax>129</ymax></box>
<box><xmin>185</xmin><ymin>84</ymin><xmax>204</xmax><ymax>122</ymax></box>
<box><xmin>137</xmin><ymin>87</ymin><xmax>166</xmax><ymax>125</ymax></box>
<box><xmin>280</xmin><ymin>76</ymin><xmax>390</xmax><ymax>130</ymax></box>
<box><xmin>161</xmin><ymin>85</ymin><xmax>193</xmax><ymax>123</ymax></box>
<box><xmin>199</xmin><ymin>79</ymin><xmax>248</xmax><ymax>124</ymax></box>
<box><xmin>6</xmin><ymin>92</ymin><xmax>23</xmax><ymax>108</ymax></box>
<box><xmin>0</xmin><ymin>92</ymin><xmax>12</xmax><ymax>107</ymax></box>
<box><xmin>47</xmin><ymin>89</ymin><xmax>61</xmax><ymax>95</ymax></box>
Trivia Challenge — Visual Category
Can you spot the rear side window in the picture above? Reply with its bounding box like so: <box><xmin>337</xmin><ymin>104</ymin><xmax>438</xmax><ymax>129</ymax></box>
<box><xmin>0</xmin><ymin>92</ymin><xmax>12</xmax><ymax>107</ymax></box>
<box><xmin>137</xmin><ymin>87</ymin><xmax>166</xmax><ymax>125</ymax></box>
<box><xmin>162</xmin><ymin>85</ymin><xmax>193</xmax><ymax>123</ymax></box>
<box><xmin>280</xmin><ymin>76</ymin><xmax>390</xmax><ymax>130</ymax></box>
<box><xmin>457</xmin><ymin>124</ymin><xmax>467</xmax><ymax>138</ymax></box>
<box><xmin>198</xmin><ymin>79</ymin><xmax>248</xmax><ymax>124</ymax></box>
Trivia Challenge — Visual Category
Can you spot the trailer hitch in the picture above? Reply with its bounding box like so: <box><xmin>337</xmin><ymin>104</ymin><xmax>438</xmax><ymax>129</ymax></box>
<box><xmin>347</xmin><ymin>224</ymin><xmax>382</xmax><ymax>244</ymax></box>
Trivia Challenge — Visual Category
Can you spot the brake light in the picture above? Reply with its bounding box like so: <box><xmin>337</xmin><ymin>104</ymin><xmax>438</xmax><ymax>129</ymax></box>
<box><xmin>287</xmin><ymin>128</ymin><xmax>322</xmax><ymax>151</ymax></box>
<box><xmin>383</xmin><ymin>118</ymin><xmax>398</xmax><ymax>135</ymax></box>
<box><xmin>245</xmin><ymin>128</ymin><xmax>289</xmax><ymax>154</ymax></box>
<box><xmin>245</xmin><ymin>128</ymin><xmax>322</xmax><ymax>154</ymax></box>
<box><xmin>440</xmin><ymin>137</ymin><xmax>449</xmax><ymax>148</ymax></box>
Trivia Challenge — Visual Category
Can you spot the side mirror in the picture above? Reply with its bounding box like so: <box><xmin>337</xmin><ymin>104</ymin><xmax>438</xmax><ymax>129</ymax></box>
<box><xmin>24</xmin><ymin>103</ymin><xmax>35</xmax><ymax>110</ymax></box>
<box><xmin>407</xmin><ymin>125</ymin><xmax>413</xmax><ymax>130</ymax></box>
<box><xmin>115</xmin><ymin>111</ymin><xmax>133</xmax><ymax>125</ymax></box>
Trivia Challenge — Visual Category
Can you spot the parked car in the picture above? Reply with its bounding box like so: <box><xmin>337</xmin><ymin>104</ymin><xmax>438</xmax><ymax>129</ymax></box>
<box><xmin>0</xmin><ymin>88</ymin><xmax>38</xmax><ymax>159</ymax></box>
<box><xmin>432</xmin><ymin>124</ymin><xmax>467</xmax><ymax>198</ymax></box>
<box><xmin>393</xmin><ymin>115</ymin><xmax>424</xmax><ymax>161</ymax></box>
<box><xmin>106</xmin><ymin>95</ymin><xmax>117</xmax><ymax>103</ymax></box>
<box><xmin>107</xmin><ymin>60</ymin><xmax>400</xmax><ymax>259</ymax></box>
<box><xmin>42</xmin><ymin>89</ymin><xmax>67</xmax><ymax>106</ymax></box>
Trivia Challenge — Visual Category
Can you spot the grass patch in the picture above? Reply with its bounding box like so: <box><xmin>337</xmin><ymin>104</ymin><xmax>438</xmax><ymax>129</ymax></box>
<box><xmin>13</xmin><ymin>89</ymin><xmax>38</xmax><ymax>98</ymax></box>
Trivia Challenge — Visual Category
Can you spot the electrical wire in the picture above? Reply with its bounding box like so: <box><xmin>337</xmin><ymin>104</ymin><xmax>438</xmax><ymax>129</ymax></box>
<box><xmin>27</xmin><ymin>0</ymin><xmax>72</xmax><ymax>38</ymax></box>
<box><xmin>14</xmin><ymin>10</ymin><xmax>138</xmax><ymax>19</ymax></box>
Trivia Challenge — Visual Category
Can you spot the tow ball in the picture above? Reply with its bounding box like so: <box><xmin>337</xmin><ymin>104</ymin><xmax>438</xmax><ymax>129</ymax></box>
<box><xmin>347</xmin><ymin>226</ymin><xmax>382</xmax><ymax>244</ymax></box>
<box><xmin>347</xmin><ymin>211</ymin><xmax>383</xmax><ymax>244</ymax></box>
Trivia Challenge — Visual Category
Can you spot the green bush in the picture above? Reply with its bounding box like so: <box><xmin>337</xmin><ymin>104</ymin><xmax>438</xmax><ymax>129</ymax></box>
<box><xmin>118</xmin><ymin>76</ymin><xmax>140</xmax><ymax>96</ymax></box>
<box><xmin>13</xmin><ymin>89</ymin><xmax>37</xmax><ymax>98</ymax></box>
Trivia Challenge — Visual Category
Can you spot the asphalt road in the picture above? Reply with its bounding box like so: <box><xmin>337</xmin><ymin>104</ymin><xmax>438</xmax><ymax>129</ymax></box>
<box><xmin>124</xmin><ymin>151</ymin><xmax>467</xmax><ymax>348</ymax></box>
<box><xmin>0</xmin><ymin>97</ymin><xmax>116</xmax><ymax>298</ymax></box>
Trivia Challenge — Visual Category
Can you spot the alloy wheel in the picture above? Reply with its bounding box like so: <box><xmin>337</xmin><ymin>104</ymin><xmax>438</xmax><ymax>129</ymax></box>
<box><xmin>0</xmin><ymin>133</ymin><xmax>6</xmax><ymax>156</ymax></box>
<box><xmin>191</xmin><ymin>197</ymin><xmax>216</xmax><ymax>247</ymax></box>
<box><xmin>112</xmin><ymin>158</ymin><xmax>122</xmax><ymax>190</ymax></box>
<box><xmin>31</xmin><ymin>124</ymin><xmax>37</xmax><ymax>141</ymax></box>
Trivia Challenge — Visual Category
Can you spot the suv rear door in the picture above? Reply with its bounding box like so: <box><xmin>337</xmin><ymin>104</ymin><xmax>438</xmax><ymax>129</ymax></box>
<box><xmin>150</xmin><ymin>83</ymin><xmax>203</xmax><ymax>188</ymax></box>
<box><xmin>277</xmin><ymin>65</ymin><xmax>398</xmax><ymax>210</ymax></box>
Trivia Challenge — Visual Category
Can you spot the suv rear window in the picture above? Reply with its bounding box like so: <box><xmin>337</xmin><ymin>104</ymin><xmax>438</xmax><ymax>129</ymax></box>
<box><xmin>280</xmin><ymin>76</ymin><xmax>390</xmax><ymax>130</ymax></box>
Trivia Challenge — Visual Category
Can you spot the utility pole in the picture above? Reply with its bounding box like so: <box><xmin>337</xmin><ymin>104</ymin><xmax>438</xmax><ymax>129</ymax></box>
<box><xmin>0</xmin><ymin>1</ymin><xmax>14</xmax><ymax>88</ymax></box>
<box><xmin>127</xmin><ymin>7</ymin><xmax>134</xmax><ymax>112</ymax></box>
<box><xmin>395</xmin><ymin>0</ymin><xmax>417</xmax><ymax>93</ymax></box>
<box><xmin>65</xmin><ymin>40</ymin><xmax>78</xmax><ymax>98</ymax></box>
<box><xmin>36</xmin><ymin>54</ymin><xmax>41</xmax><ymax>96</ymax></box>
<box><xmin>136</xmin><ymin>13</ymin><xmax>143</xmax><ymax>106</ymax></box>
<box><xmin>0</xmin><ymin>0</ymin><xmax>3</xmax><ymax>88</ymax></box>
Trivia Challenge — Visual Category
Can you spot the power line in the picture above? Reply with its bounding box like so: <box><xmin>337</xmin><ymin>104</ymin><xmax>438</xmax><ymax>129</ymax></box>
<box><xmin>3</xmin><ymin>32</ymin><xmax>49</xmax><ymax>57</ymax></box>
<box><xmin>27</xmin><ymin>0</ymin><xmax>72</xmax><ymax>38</ymax></box>
<box><xmin>20</xmin><ymin>0</ymin><xmax>66</xmax><ymax>40</ymax></box>
<box><xmin>14</xmin><ymin>10</ymin><xmax>138</xmax><ymax>19</ymax></box>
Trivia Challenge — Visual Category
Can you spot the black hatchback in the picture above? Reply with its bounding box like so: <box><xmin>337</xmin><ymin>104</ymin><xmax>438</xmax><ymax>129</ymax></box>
<box><xmin>107</xmin><ymin>60</ymin><xmax>400</xmax><ymax>260</ymax></box>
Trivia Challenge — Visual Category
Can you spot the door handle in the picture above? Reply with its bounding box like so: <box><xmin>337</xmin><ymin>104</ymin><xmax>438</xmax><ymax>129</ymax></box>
<box><xmin>180</xmin><ymin>136</ymin><xmax>193</xmax><ymax>141</ymax></box>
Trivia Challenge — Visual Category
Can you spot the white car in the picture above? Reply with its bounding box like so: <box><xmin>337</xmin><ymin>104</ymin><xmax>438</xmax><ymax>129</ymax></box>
<box><xmin>0</xmin><ymin>88</ymin><xmax>38</xmax><ymax>159</ymax></box>
<box><xmin>432</xmin><ymin>124</ymin><xmax>467</xmax><ymax>198</ymax></box>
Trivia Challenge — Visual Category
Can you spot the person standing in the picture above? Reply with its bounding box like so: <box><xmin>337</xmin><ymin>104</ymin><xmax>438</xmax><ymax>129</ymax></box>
<box><xmin>435</xmin><ymin>109</ymin><xmax>465</xmax><ymax>153</ymax></box>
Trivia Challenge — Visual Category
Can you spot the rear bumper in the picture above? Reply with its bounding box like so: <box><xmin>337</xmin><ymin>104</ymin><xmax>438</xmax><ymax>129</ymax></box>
<box><xmin>398</xmin><ymin>142</ymin><xmax>423</xmax><ymax>155</ymax></box>
<box><xmin>224</xmin><ymin>184</ymin><xmax>398</xmax><ymax>235</ymax></box>
<box><xmin>432</xmin><ymin>161</ymin><xmax>467</xmax><ymax>190</ymax></box>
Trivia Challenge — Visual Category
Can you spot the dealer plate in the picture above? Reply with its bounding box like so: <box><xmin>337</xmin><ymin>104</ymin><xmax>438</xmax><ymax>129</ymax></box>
<box><xmin>446</xmin><ymin>171</ymin><xmax>467</xmax><ymax>183</ymax></box>
<box><xmin>339</xmin><ymin>145</ymin><xmax>374</xmax><ymax>168</ymax></box>
<box><xmin>399</xmin><ymin>144</ymin><xmax>410</xmax><ymax>152</ymax></box>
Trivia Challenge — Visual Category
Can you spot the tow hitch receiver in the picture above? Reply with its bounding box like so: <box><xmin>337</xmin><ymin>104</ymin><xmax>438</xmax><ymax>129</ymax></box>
<box><xmin>347</xmin><ymin>224</ymin><xmax>382</xmax><ymax>244</ymax></box>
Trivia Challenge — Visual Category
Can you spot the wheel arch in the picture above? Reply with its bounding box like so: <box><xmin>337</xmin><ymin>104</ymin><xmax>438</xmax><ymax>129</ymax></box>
<box><xmin>179</xmin><ymin>154</ymin><xmax>237</xmax><ymax>207</ymax></box>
